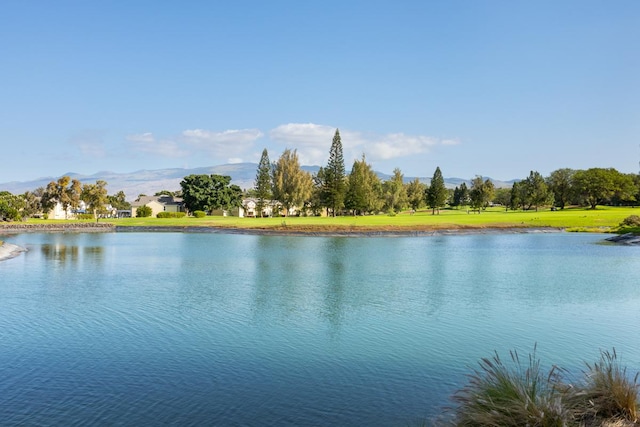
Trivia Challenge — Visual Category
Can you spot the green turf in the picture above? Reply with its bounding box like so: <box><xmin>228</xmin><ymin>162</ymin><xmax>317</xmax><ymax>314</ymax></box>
<box><xmin>75</xmin><ymin>206</ymin><xmax>639</xmax><ymax>232</ymax></box>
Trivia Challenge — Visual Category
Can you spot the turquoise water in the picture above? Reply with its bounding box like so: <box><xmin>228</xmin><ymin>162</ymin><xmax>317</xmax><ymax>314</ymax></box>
<box><xmin>1</xmin><ymin>232</ymin><xmax>639</xmax><ymax>426</ymax></box>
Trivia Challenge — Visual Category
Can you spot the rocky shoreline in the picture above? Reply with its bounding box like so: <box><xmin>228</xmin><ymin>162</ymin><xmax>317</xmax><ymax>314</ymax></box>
<box><xmin>113</xmin><ymin>225</ymin><xmax>565</xmax><ymax>237</ymax></box>
<box><xmin>604</xmin><ymin>232</ymin><xmax>640</xmax><ymax>245</ymax></box>
<box><xmin>0</xmin><ymin>223</ymin><xmax>115</xmax><ymax>233</ymax></box>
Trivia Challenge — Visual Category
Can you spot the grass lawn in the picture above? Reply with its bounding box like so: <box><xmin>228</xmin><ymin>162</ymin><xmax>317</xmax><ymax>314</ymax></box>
<box><xmin>77</xmin><ymin>206</ymin><xmax>640</xmax><ymax>233</ymax></box>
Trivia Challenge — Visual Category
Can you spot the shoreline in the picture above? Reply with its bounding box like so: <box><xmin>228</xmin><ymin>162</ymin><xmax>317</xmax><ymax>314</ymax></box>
<box><xmin>0</xmin><ymin>222</ymin><xmax>565</xmax><ymax>237</ymax></box>
<box><xmin>0</xmin><ymin>222</ymin><xmax>634</xmax><ymax>260</ymax></box>
<box><xmin>0</xmin><ymin>223</ymin><xmax>115</xmax><ymax>233</ymax></box>
<box><xmin>113</xmin><ymin>225</ymin><xmax>566</xmax><ymax>237</ymax></box>
<box><xmin>0</xmin><ymin>242</ymin><xmax>27</xmax><ymax>261</ymax></box>
<box><xmin>0</xmin><ymin>223</ymin><xmax>567</xmax><ymax>262</ymax></box>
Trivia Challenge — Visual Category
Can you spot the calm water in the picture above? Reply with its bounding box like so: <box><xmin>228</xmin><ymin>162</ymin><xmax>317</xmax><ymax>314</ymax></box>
<box><xmin>1</xmin><ymin>231</ymin><xmax>639</xmax><ymax>426</ymax></box>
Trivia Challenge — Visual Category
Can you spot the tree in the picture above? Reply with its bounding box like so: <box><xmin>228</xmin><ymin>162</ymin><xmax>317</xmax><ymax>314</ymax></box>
<box><xmin>271</xmin><ymin>149</ymin><xmax>313</xmax><ymax>216</ymax></box>
<box><xmin>469</xmin><ymin>176</ymin><xmax>494</xmax><ymax>213</ymax></box>
<box><xmin>41</xmin><ymin>176</ymin><xmax>82</xmax><ymax>219</ymax></box>
<box><xmin>382</xmin><ymin>168</ymin><xmax>407</xmax><ymax>214</ymax></box>
<box><xmin>425</xmin><ymin>166</ymin><xmax>447</xmax><ymax>214</ymax></box>
<box><xmin>572</xmin><ymin>168</ymin><xmax>634</xmax><ymax>209</ymax></box>
<box><xmin>523</xmin><ymin>170</ymin><xmax>550</xmax><ymax>211</ymax></box>
<box><xmin>510</xmin><ymin>181</ymin><xmax>528</xmax><ymax>210</ymax></box>
<box><xmin>631</xmin><ymin>174</ymin><xmax>640</xmax><ymax>207</ymax></box>
<box><xmin>344</xmin><ymin>155</ymin><xmax>383</xmax><ymax>215</ymax></box>
<box><xmin>180</xmin><ymin>174</ymin><xmax>243</xmax><ymax>213</ymax></box>
<box><xmin>20</xmin><ymin>190</ymin><xmax>41</xmax><ymax>218</ymax></box>
<box><xmin>254</xmin><ymin>148</ymin><xmax>273</xmax><ymax>217</ymax></box>
<box><xmin>611</xmin><ymin>173</ymin><xmax>637</xmax><ymax>206</ymax></box>
<box><xmin>322</xmin><ymin>129</ymin><xmax>347</xmax><ymax>217</ymax></box>
<box><xmin>310</xmin><ymin>166</ymin><xmax>327</xmax><ymax>216</ymax></box>
<box><xmin>0</xmin><ymin>191</ymin><xmax>25</xmax><ymax>221</ymax></box>
<box><xmin>81</xmin><ymin>180</ymin><xmax>109</xmax><ymax>221</ymax></box>
<box><xmin>493</xmin><ymin>187</ymin><xmax>512</xmax><ymax>211</ymax></box>
<box><xmin>451</xmin><ymin>183</ymin><xmax>469</xmax><ymax>209</ymax></box>
<box><xmin>546</xmin><ymin>168</ymin><xmax>574</xmax><ymax>209</ymax></box>
<box><xmin>406</xmin><ymin>178</ymin><xmax>426</xmax><ymax>212</ymax></box>
<box><xmin>108</xmin><ymin>191</ymin><xmax>131</xmax><ymax>210</ymax></box>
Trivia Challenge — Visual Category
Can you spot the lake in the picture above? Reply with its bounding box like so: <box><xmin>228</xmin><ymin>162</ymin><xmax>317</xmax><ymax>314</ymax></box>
<box><xmin>1</xmin><ymin>231</ymin><xmax>639</xmax><ymax>426</ymax></box>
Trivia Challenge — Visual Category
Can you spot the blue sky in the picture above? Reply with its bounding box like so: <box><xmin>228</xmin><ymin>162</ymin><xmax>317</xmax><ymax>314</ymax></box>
<box><xmin>1</xmin><ymin>1</ymin><xmax>638</xmax><ymax>184</ymax></box>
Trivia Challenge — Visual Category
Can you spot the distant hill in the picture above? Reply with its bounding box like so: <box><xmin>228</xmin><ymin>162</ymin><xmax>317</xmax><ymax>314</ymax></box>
<box><xmin>0</xmin><ymin>163</ymin><xmax>514</xmax><ymax>200</ymax></box>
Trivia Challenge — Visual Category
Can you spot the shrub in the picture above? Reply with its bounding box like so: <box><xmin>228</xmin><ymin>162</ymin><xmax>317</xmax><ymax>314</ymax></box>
<box><xmin>136</xmin><ymin>206</ymin><xmax>152</xmax><ymax>217</ymax></box>
<box><xmin>193</xmin><ymin>210</ymin><xmax>206</xmax><ymax>218</ymax></box>
<box><xmin>451</xmin><ymin>346</ymin><xmax>572</xmax><ymax>426</ymax></box>
<box><xmin>156</xmin><ymin>211</ymin><xmax>187</xmax><ymax>218</ymax></box>
<box><xmin>620</xmin><ymin>215</ymin><xmax>640</xmax><ymax>227</ymax></box>
<box><xmin>77</xmin><ymin>213</ymin><xmax>94</xmax><ymax>220</ymax></box>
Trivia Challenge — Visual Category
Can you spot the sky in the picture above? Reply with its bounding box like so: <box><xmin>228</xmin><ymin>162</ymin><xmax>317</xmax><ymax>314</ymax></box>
<box><xmin>1</xmin><ymin>0</ymin><xmax>639</xmax><ymax>184</ymax></box>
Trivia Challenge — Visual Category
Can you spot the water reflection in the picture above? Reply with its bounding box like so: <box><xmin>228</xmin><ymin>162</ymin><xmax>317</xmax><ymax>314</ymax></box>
<box><xmin>252</xmin><ymin>236</ymin><xmax>312</xmax><ymax>320</ymax></box>
<box><xmin>41</xmin><ymin>244</ymin><xmax>104</xmax><ymax>263</ymax></box>
<box><xmin>321</xmin><ymin>238</ymin><xmax>347</xmax><ymax>332</ymax></box>
<box><xmin>41</xmin><ymin>243</ymin><xmax>80</xmax><ymax>263</ymax></box>
<box><xmin>423</xmin><ymin>237</ymin><xmax>448</xmax><ymax>316</ymax></box>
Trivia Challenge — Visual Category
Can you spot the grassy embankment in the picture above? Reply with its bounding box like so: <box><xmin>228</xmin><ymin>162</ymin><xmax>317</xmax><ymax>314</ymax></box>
<box><xmin>25</xmin><ymin>206</ymin><xmax>638</xmax><ymax>233</ymax></box>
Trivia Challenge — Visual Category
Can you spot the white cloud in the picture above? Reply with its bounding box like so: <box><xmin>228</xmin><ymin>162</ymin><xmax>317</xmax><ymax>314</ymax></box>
<box><xmin>269</xmin><ymin>123</ymin><xmax>336</xmax><ymax>147</ymax></box>
<box><xmin>441</xmin><ymin>138</ymin><xmax>460</xmax><ymax>146</ymax></box>
<box><xmin>70</xmin><ymin>130</ymin><xmax>108</xmax><ymax>158</ymax></box>
<box><xmin>269</xmin><ymin>123</ymin><xmax>459</xmax><ymax>166</ymax></box>
<box><xmin>124</xmin><ymin>124</ymin><xmax>458</xmax><ymax>169</ymax></box>
<box><xmin>126</xmin><ymin>132</ymin><xmax>154</xmax><ymax>143</ymax></box>
<box><xmin>182</xmin><ymin>128</ymin><xmax>263</xmax><ymax>145</ymax></box>
<box><xmin>126</xmin><ymin>128</ymin><xmax>263</xmax><ymax>161</ymax></box>
<box><xmin>181</xmin><ymin>128</ymin><xmax>263</xmax><ymax>159</ymax></box>
<box><xmin>367</xmin><ymin>133</ymin><xmax>439</xmax><ymax>160</ymax></box>
<box><xmin>126</xmin><ymin>132</ymin><xmax>189</xmax><ymax>158</ymax></box>
<box><xmin>269</xmin><ymin>123</ymin><xmax>338</xmax><ymax>165</ymax></box>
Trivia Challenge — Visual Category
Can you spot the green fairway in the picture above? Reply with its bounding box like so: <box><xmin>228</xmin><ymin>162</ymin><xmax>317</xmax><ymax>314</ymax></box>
<box><xmin>82</xmin><ymin>206</ymin><xmax>639</xmax><ymax>232</ymax></box>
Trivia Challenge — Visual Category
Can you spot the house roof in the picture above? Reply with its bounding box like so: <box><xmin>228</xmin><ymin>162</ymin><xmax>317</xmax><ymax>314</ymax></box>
<box><xmin>131</xmin><ymin>195</ymin><xmax>183</xmax><ymax>207</ymax></box>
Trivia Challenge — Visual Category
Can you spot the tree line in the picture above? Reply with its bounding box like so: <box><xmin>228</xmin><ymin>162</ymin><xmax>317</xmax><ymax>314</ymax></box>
<box><xmin>2</xmin><ymin>130</ymin><xmax>639</xmax><ymax>220</ymax></box>
<box><xmin>0</xmin><ymin>176</ymin><xmax>130</xmax><ymax>221</ymax></box>
<box><xmin>247</xmin><ymin>129</ymin><xmax>640</xmax><ymax>217</ymax></box>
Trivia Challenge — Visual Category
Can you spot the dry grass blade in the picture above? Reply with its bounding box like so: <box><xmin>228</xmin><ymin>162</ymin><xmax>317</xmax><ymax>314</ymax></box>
<box><xmin>577</xmin><ymin>349</ymin><xmax>639</xmax><ymax>423</ymax></box>
<box><xmin>450</xmin><ymin>346</ymin><xmax>573</xmax><ymax>426</ymax></box>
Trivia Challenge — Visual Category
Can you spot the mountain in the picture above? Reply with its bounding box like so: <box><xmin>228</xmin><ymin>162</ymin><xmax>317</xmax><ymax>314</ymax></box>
<box><xmin>0</xmin><ymin>163</ymin><xmax>514</xmax><ymax>200</ymax></box>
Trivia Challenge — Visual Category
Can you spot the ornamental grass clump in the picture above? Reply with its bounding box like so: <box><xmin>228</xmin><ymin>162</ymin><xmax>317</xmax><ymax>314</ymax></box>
<box><xmin>451</xmin><ymin>347</ymin><xmax>573</xmax><ymax>426</ymax></box>
<box><xmin>573</xmin><ymin>349</ymin><xmax>639</xmax><ymax>423</ymax></box>
<box><xmin>446</xmin><ymin>347</ymin><xmax>640</xmax><ymax>427</ymax></box>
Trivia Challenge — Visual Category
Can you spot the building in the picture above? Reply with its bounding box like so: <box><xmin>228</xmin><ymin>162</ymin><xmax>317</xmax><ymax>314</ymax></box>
<box><xmin>130</xmin><ymin>195</ymin><xmax>184</xmax><ymax>217</ymax></box>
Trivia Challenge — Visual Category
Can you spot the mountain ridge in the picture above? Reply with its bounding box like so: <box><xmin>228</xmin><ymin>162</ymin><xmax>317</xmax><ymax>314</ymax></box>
<box><xmin>0</xmin><ymin>163</ymin><xmax>515</xmax><ymax>200</ymax></box>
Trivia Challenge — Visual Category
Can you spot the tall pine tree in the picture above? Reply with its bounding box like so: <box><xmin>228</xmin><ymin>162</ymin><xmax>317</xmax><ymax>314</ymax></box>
<box><xmin>323</xmin><ymin>129</ymin><xmax>346</xmax><ymax>217</ymax></box>
<box><xmin>254</xmin><ymin>148</ymin><xmax>272</xmax><ymax>217</ymax></box>
<box><xmin>426</xmin><ymin>166</ymin><xmax>447</xmax><ymax>214</ymax></box>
